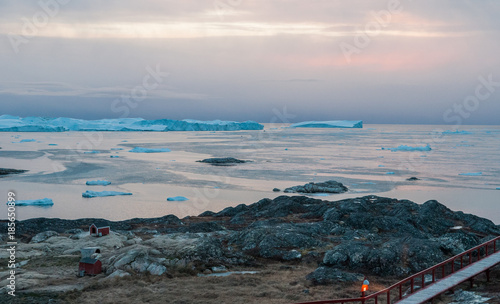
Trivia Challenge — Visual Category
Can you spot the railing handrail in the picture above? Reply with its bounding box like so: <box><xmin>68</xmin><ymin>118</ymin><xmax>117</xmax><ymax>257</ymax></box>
<box><xmin>294</xmin><ymin>235</ymin><xmax>500</xmax><ymax>304</ymax></box>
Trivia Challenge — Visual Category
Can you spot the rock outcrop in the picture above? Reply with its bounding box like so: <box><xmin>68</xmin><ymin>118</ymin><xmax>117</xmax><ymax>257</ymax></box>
<box><xmin>197</xmin><ymin>157</ymin><xmax>249</xmax><ymax>166</ymax></box>
<box><xmin>284</xmin><ymin>180</ymin><xmax>348</xmax><ymax>194</ymax></box>
<box><xmin>1</xmin><ymin>195</ymin><xmax>499</xmax><ymax>286</ymax></box>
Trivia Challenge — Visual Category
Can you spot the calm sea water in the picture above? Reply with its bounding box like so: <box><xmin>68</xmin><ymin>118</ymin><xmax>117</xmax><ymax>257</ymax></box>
<box><xmin>1</xmin><ymin>124</ymin><xmax>499</xmax><ymax>223</ymax></box>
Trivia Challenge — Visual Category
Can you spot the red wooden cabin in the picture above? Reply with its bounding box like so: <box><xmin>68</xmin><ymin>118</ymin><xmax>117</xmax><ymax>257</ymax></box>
<box><xmin>78</xmin><ymin>258</ymin><xmax>102</xmax><ymax>276</ymax></box>
<box><xmin>89</xmin><ymin>224</ymin><xmax>110</xmax><ymax>237</ymax></box>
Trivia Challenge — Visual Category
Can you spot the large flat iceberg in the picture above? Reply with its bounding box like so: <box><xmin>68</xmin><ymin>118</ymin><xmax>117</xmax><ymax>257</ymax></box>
<box><xmin>82</xmin><ymin>191</ymin><xmax>132</xmax><ymax>198</ymax></box>
<box><xmin>382</xmin><ymin>144</ymin><xmax>432</xmax><ymax>152</ymax></box>
<box><xmin>290</xmin><ymin>120</ymin><xmax>363</xmax><ymax>128</ymax></box>
<box><xmin>8</xmin><ymin>198</ymin><xmax>54</xmax><ymax>206</ymax></box>
<box><xmin>0</xmin><ymin>115</ymin><xmax>264</xmax><ymax>132</ymax></box>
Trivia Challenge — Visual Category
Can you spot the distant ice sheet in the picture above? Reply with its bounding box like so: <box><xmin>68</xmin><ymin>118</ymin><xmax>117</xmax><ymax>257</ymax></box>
<box><xmin>82</xmin><ymin>191</ymin><xmax>132</xmax><ymax>198</ymax></box>
<box><xmin>9</xmin><ymin>198</ymin><xmax>54</xmax><ymax>206</ymax></box>
<box><xmin>0</xmin><ymin>115</ymin><xmax>264</xmax><ymax>132</ymax></box>
<box><xmin>382</xmin><ymin>144</ymin><xmax>431</xmax><ymax>152</ymax></box>
<box><xmin>290</xmin><ymin>120</ymin><xmax>363</xmax><ymax>128</ymax></box>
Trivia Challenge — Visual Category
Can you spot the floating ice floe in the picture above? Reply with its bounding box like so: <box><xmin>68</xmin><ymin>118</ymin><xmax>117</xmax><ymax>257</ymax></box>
<box><xmin>83</xmin><ymin>151</ymin><xmax>100</xmax><ymax>154</ymax></box>
<box><xmin>167</xmin><ymin>196</ymin><xmax>189</xmax><ymax>201</ymax></box>
<box><xmin>110</xmin><ymin>155</ymin><xmax>120</xmax><ymax>158</ymax></box>
<box><xmin>386</xmin><ymin>172</ymin><xmax>395</xmax><ymax>175</ymax></box>
<box><xmin>382</xmin><ymin>144</ymin><xmax>431</xmax><ymax>152</ymax></box>
<box><xmin>0</xmin><ymin>115</ymin><xmax>264</xmax><ymax>132</ymax></box>
<box><xmin>13</xmin><ymin>139</ymin><xmax>37</xmax><ymax>143</ymax></box>
<box><xmin>459</xmin><ymin>172</ymin><xmax>482</xmax><ymax>176</ymax></box>
<box><xmin>86</xmin><ymin>180</ymin><xmax>111</xmax><ymax>186</ymax></box>
<box><xmin>111</xmin><ymin>148</ymin><xmax>123</xmax><ymax>150</ymax></box>
<box><xmin>310</xmin><ymin>193</ymin><xmax>330</xmax><ymax>197</ymax></box>
<box><xmin>496</xmin><ymin>188</ymin><xmax>500</xmax><ymax>190</ymax></box>
<box><xmin>290</xmin><ymin>120</ymin><xmax>363</xmax><ymax>128</ymax></box>
<box><xmin>441</xmin><ymin>130</ymin><xmax>473</xmax><ymax>135</ymax></box>
<box><xmin>48</xmin><ymin>143</ymin><xmax>58</xmax><ymax>146</ymax></box>
<box><xmin>82</xmin><ymin>191</ymin><xmax>132</xmax><ymax>198</ymax></box>
<box><xmin>129</xmin><ymin>147</ymin><xmax>171</xmax><ymax>153</ymax></box>
<box><xmin>9</xmin><ymin>198</ymin><xmax>54</xmax><ymax>206</ymax></box>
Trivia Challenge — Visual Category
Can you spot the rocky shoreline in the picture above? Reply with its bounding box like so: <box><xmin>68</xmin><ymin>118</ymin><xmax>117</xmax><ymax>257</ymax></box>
<box><xmin>1</xmin><ymin>195</ymin><xmax>499</xmax><ymax>303</ymax></box>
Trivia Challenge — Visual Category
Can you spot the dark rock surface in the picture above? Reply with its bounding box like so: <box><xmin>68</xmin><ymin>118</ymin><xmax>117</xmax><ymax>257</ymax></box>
<box><xmin>196</xmin><ymin>157</ymin><xmax>249</xmax><ymax>166</ymax></box>
<box><xmin>284</xmin><ymin>180</ymin><xmax>348</xmax><ymax>194</ymax></box>
<box><xmin>1</xmin><ymin>195</ymin><xmax>499</xmax><ymax>284</ymax></box>
<box><xmin>407</xmin><ymin>177</ymin><xmax>420</xmax><ymax>181</ymax></box>
<box><xmin>0</xmin><ymin>168</ymin><xmax>28</xmax><ymax>176</ymax></box>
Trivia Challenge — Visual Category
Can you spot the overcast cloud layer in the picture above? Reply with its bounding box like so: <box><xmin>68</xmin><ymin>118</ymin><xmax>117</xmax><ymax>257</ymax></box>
<box><xmin>1</xmin><ymin>0</ymin><xmax>499</xmax><ymax>124</ymax></box>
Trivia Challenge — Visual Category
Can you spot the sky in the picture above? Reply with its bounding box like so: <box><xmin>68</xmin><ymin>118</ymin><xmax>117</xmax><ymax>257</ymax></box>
<box><xmin>1</xmin><ymin>0</ymin><xmax>500</xmax><ymax>124</ymax></box>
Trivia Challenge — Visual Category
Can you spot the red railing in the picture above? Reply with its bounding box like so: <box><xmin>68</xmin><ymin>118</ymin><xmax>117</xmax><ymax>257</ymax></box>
<box><xmin>294</xmin><ymin>236</ymin><xmax>500</xmax><ymax>304</ymax></box>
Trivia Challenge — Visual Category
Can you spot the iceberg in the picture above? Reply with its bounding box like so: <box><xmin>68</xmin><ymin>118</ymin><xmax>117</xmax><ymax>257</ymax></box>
<box><xmin>82</xmin><ymin>191</ymin><xmax>132</xmax><ymax>198</ymax></box>
<box><xmin>459</xmin><ymin>172</ymin><xmax>482</xmax><ymax>176</ymax></box>
<box><xmin>83</xmin><ymin>151</ymin><xmax>100</xmax><ymax>154</ymax></box>
<box><xmin>129</xmin><ymin>147</ymin><xmax>171</xmax><ymax>153</ymax></box>
<box><xmin>86</xmin><ymin>180</ymin><xmax>111</xmax><ymax>186</ymax></box>
<box><xmin>111</xmin><ymin>148</ymin><xmax>123</xmax><ymax>150</ymax></box>
<box><xmin>290</xmin><ymin>120</ymin><xmax>363</xmax><ymax>128</ymax></box>
<box><xmin>382</xmin><ymin>144</ymin><xmax>431</xmax><ymax>152</ymax></box>
<box><xmin>8</xmin><ymin>198</ymin><xmax>54</xmax><ymax>206</ymax></box>
<box><xmin>110</xmin><ymin>155</ymin><xmax>120</xmax><ymax>158</ymax></box>
<box><xmin>0</xmin><ymin>115</ymin><xmax>264</xmax><ymax>132</ymax></box>
<box><xmin>167</xmin><ymin>196</ymin><xmax>189</xmax><ymax>201</ymax></box>
<box><xmin>19</xmin><ymin>139</ymin><xmax>36</xmax><ymax>142</ymax></box>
